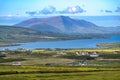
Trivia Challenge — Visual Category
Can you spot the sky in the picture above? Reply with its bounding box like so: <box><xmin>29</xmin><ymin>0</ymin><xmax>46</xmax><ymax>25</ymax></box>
<box><xmin>0</xmin><ymin>0</ymin><xmax>120</xmax><ymax>17</ymax></box>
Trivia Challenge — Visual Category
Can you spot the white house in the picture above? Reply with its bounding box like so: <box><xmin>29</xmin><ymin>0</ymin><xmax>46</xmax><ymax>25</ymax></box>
<box><xmin>12</xmin><ymin>61</ymin><xmax>21</xmax><ymax>66</ymax></box>
<box><xmin>89</xmin><ymin>52</ymin><xmax>99</xmax><ymax>57</ymax></box>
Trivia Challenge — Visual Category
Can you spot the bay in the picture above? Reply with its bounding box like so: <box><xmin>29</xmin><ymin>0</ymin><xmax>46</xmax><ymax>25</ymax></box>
<box><xmin>0</xmin><ymin>36</ymin><xmax>120</xmax><ymax>50</ymax></box>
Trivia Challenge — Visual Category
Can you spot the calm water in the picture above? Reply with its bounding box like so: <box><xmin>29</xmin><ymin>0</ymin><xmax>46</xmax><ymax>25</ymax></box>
<box><xmin>0</xmin><ymin>36</ymin><xmax>120</xmax><ymax>50</ymax></box>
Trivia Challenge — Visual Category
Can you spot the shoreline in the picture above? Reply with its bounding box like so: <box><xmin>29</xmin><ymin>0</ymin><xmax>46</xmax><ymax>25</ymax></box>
<box><xmin>0</xmin><ymin>43</ymin><xmax>21</xmax><ymax>47</ymax></box>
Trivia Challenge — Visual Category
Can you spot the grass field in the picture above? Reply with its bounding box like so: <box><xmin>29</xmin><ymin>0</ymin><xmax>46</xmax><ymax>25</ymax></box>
<box><xmin>0</xmin><ymin>48</ymin><xmax>120</xmax><ymax>80</ymax></box>
<box><xmin>0</xmin><ymin>71</ymin><xmax>120</xmax><ymax>80</ymax></box>
<box><xmin>32</xmin><ymin>48</ymin><xmax>120</xmax><ymax>53</ymax></box>
<box><xmin>0</xmin><ymin>66</ymin><xmax>120</xmax><ymax>80</ymax></box>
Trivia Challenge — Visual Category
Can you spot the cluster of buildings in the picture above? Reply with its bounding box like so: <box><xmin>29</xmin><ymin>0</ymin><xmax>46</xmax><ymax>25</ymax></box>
<box><xmin>56</xmin><ymin>51</ymin><xmax>99</xmax><ymax>57</ymax></box>
<box><xmin>76</xmin><ymin>51</ymin><xmax>99</xmax><ymax>57</ymax></box>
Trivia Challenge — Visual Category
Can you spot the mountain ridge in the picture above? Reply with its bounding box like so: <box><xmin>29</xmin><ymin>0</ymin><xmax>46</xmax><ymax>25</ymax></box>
<box><xmin>15</xmin><ymin>16</ymin><xmax>99</xmax><ymax>33</ymax></box>
<box><xmin>15</xmin><ymin>16</ymin><xmax>120</xmax><ymax>34</ymax></box>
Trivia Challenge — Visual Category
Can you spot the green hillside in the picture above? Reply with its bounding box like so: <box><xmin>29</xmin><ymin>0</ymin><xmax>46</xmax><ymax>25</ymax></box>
<box><xmin>0</xmin><ymin>25</ymin><xmax>114</xmax><ymax>47</ymax></box>
<box><xmin>0</xmin><ymin>25</ymin><xmax>61</xmax><ymax>43</ymax></box>
<box><xmin>97</xmin><ymin>42</ymin><xmax>120</xmax><ymax>48</ymax></box>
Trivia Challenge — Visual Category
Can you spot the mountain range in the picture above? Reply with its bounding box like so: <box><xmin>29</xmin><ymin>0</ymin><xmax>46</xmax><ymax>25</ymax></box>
<box><xmin>0</xmin><ymin>16</ymin><xmax>120</xmax><ymax>43</ymax></box>
<box><xmin>15</xmin><ymin>16</ymin><xmax>120</xmax><ymax>34</ymax></box>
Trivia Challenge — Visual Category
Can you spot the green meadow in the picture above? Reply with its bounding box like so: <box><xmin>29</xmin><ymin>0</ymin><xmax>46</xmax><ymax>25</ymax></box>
<box><xmin>0</xmin><ymin>66</ymin><xmax>120</xmax><ymax>80</ymax></box>
<box><xmin>0</xmin><ymin>48</ymin><xmax>120</xmax><ymax>80</ymax></box>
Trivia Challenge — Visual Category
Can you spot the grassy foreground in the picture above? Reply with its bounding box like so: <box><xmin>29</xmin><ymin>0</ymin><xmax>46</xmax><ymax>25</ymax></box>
<box><xmin>0</xmin><ymin>71</ymin><xmax>120</xmax><ymax>80</ymax></box>
<box><xmin>0</xmin><ymin>66</ymin><xmax>120</xmax><ymax>80</ymax></box>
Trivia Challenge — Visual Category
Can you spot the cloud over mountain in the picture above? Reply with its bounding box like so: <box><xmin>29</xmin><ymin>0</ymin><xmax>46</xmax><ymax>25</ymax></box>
<box><xmin>25</xmin><ymin>5</ymin><xmax>85</xmax><ymax>16</ymax></box>
<box><xmin>39</xmin><ymin>6</ymin><xmax>56</xmax><ymax>14</ymax></box>
<box><xmin>105</xmin><ymin>10</ymin><xmax>112</xmax><ymax>13</ymax></box>
<box><xmin>60</xmin><ymin>6</ymin><xmax>85</xmax><ymax>14</ymax></box>
<box><xmin>115</xmin><ymin>7</ymin><xmax>120</xmax><ymax>12</ymax></box>
<box><xmin>26</xmin><ymin>11</ymin><xmax>37</xmax><ymax>16</ymax></box>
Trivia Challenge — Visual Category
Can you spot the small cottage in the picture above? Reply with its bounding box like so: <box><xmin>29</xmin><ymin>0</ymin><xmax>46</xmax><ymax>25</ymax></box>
<box><xmin>89</xmin><ymin>52</ymin><xmax>99</xmax><ymax>57</ymax></box>
<box><xmin>12</xmin><ymin>61</ymin><xmax>21</xmax><ymax>66</ymax></box>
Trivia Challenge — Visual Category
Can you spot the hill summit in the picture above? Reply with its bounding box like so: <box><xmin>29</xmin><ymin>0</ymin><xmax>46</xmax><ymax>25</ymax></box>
<box><xmin>15</xmin><ymin>16</ymin><xmax>120</xmax><ymax>34</ymax></box>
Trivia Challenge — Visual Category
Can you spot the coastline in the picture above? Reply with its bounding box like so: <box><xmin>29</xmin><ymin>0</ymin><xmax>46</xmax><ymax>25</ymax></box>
<box><xmin>0</xmin><ymin>43</ymin><xmax>21</xmax><ymax>47</ymax></box>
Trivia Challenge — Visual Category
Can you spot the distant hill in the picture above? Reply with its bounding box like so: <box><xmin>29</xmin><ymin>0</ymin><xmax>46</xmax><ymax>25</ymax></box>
<box><xmin>0</xmin><ymin>25</ymin><xmax>64</xmax><ymax>42</ymax></box>
<box><xmin>15</xmin><ymin>16</ymin><xmax>120</xmax><ymax>34</ymax></box>
<box><xmin>0</xmin><ymin>25</ymin><xmax>110</xmax><ymax>43</ymax></box>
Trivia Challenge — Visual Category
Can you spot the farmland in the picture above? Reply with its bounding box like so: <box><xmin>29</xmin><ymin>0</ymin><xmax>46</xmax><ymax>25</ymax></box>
<box><xmin>0</xmin><ymin>66</ymin><xmax>120</xmax><ymax>80</ymax></box>
<box><xmin>0</xmin><ymin>48</ymin><xmax>120</xmax><ymax>80</ymax></box>
<box><xmin>0</xmin><ymin>48</ymin><xmax>120</xmax><ymax>66</ymax></box>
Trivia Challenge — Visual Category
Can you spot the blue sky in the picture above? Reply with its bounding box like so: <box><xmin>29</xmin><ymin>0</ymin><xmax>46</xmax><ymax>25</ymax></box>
<box><xmin>0</xmin><ymin>0</ymin><xmax>120</xmax><ymax>16</ymax></box>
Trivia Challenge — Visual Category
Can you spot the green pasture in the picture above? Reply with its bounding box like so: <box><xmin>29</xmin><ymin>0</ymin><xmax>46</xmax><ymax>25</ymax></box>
<box><xmin>0</xmin><ymin>66</ymin><xmax>120</xmax><ymax>80</ymax></box>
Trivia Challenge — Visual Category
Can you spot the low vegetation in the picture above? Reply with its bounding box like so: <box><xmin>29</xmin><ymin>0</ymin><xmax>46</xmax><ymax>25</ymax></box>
<box><xmin>0</xmin><ymin>66</ymin><xmax>120</xmax><ymax>80</ymax></box>
<box><xmin>0</xmin><ymin>47</ymin><xmax>120</xmax><ymax>80</ymax></box>
<box><xmin>97</xmin><ymin>42</ymin><xmax>120</xmax><ymax>48</ymax></box>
